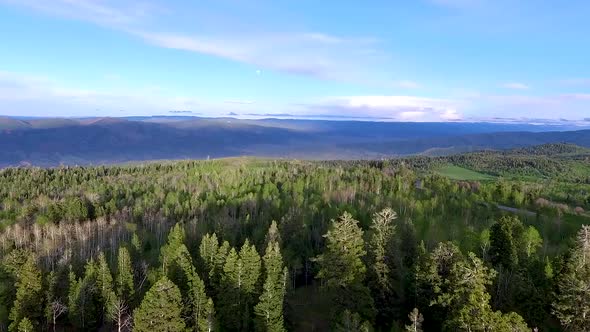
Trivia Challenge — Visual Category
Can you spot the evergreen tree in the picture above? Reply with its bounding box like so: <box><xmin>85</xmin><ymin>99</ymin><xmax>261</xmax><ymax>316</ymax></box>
<box><xmin>217</xmin><ymin>247</ymin><xmax>241</xmax><ymax>330</ymax></box>
<box><xmin>199</xmin><ymin>233</ymin><xmax>219</xmax><ymax>280</ymax></box>
<box><xmin>367</xmin><ymin>208</ymin><xmax>397</xmax><ymax>327</ymax></box>
<box><xmin>255</xmin><ymin>242</ymin><xmax>287</xmax><ymax>332</ymax></box>
<box><xmin>8</xmin><ymin>255</ymin><xmax>42</xmax><ymax>332</ymax></box>
<box><xmin>133</xmin><ymin>277</ymin><xmax>185</xmax><ymax>332</ymax></box>
<box><xmin>489</xmin><ymin>216</ymin><xmax>523</xmax><ymax>270</ymax></box>
<box><xmin>434</xmin><ymin>252</ymin><xmax>529</xmax><ymax>332</ymax></box>
<box><xmin>97</xmin><ymin>252</ymin><xmax>116</xmax><ymax>317</ymax></box>
<box><xmin>116</xmin><ymin>247</ymin><xmax>135</xmax><ymax>302</ymax></box>
<box><xmin>160</xmin><ymin>223</ymin><xmax>186</xmax><ymax>272</ymax></box>
<box><xmin>176</xmin><ymin>244</ymin><xmax>215</xmax><ymax>332</ymax></box>
<box><xmin>553</xmin><ymin>225</ymin><xmax>590</xmax><ymax>331</ymax></box>
<box><xmin>239</xmin><ymin>239</ymin><xmax>262</xmax><ymax>297</ymax></box>
<box><xmin>314</xmin><ymin>212</ymin><xmax>375</xmax><ymax>322</ymax></box>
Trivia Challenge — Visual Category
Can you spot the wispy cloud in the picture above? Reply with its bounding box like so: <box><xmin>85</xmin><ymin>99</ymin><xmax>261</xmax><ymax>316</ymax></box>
<box><xmin>136</xmin><ymin>31</ymin><xmax>381</xmax><ymax>80</ymax></box>
<box><xmin>393</xmin><ymin>80</ymin><xmax>421</xmax><ymax>89</ymax></box>
<box><xmin>224</xmin><ymin>100</ymin><xmax>256</xmax><ymax>105</ymax></box>
<box><xmin>2</xmin><ymin>0</ymin><xmax>384</xmax><ymax>81</ymax></box>
<box><xmin>502</xmin><ymin>82</ymin><xmax>529</xmax><ymax>90</ymax></box>
<box><xmin>0</xmin><ymin>0</ymin><xmax>154</xmax><ymax>27</ymax></box>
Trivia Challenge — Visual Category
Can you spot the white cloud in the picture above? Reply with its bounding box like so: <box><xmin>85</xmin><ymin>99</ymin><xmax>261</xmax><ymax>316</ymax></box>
<box><xmin>306</xmin><ymin>95</ymin><xmax>464</xmax><ymax>122</ymax></box>
<box><xmin>502</xmin><ymin>82</ymin><xmax>529</xmax><ymax>90</ymax></box>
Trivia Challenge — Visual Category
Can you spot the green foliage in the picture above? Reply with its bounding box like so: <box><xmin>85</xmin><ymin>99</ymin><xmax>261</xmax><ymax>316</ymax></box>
<box><xmin>116</xmin><ymin>246</ymin><xmax>135</xmax><ymax>302</ymax></box>
<box><xmin>16</xmin><ymin>317</ymin><xmax>33</xmax><ymax>332</ymax></box>
<box><xmin>255</xmin><ymin>242</ymin><xmax>287</xmax><ymax>332</ymax></box>
<box><xmin>334</xmin><ymin>310</ymin><xmax>372</xmax><ymax>332</ymax></box>
<box><xmin>553</xmin><ymin>225</ymin><xmax>590</xmax><ymax>331</ymax></box>
<box><xmin>8</xmin><ymin>255</ymin><xmax>42</xmax><ymax>332</ymax></box>
<box><xmin>133</xmin><ymin>277</ymin><xmax>185</xmax><ymax>332</ymax></box>
<box><xmin>315</xmin><ymin>212</ymin><xmax>367</xmax><ymax>287</ymax></box>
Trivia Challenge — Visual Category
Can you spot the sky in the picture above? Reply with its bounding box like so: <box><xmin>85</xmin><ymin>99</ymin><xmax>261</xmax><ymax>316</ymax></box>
<box><xmin>0</xmin><ymin>0</ymin><xmax>589</xmax><ymax>123</ymax></box>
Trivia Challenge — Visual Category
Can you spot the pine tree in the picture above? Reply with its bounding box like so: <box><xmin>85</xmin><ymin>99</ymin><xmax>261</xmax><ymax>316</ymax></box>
<box><xmin>97</xmin><ymin>252</ymin><xmax>116</xmax><ymax>317</ymax></box>
<box><xmin>367</xmin><ymin>208</ymin><xmax>397</xmax><ymax>327</ymax></box>
<box><xmin>255</xmin><ymin>242</ymin><xmax>287</xmax><ymax>332</ymax></box>
<box><xmin>489</xmin><ymin>216</ymin><xmax>523</xmax><ymax>270</ymax></box>
<box><xmin>315</xmin><ymin>212</ymin><xmax>367</xmax><ymax>287</ymax></box>
<box><xmin>116</xmin><ymin>247</ymin><xmax>135</xmax><ymax>302</ymax></box>
<box><xmin>434</xmin><ymin>252</ymin><xmax>529</xmax><ymax>332</ymax></box>
<box><xmin>8</xmin><ymin>255</ymin><xmax>42</xmax><ymax>332</ymax></box>
<box><xmin>176</xmin><ymin>244</ymin><xmax>215</xmax><ymax>332</ymax></box>
<box><xmin>160</xmin><ymin>223</ymin><xmax>186</xmax><ymax>273</ymax></box>
<box><xmin>239</xmin><ymin>239</ymin><xmax>262</xmax><ymax>297</ymax></box>
<box><xmin>199</xmin><ymin>233</ymin><xmax>219</xmax><ymax>280</ymax></box>
<box><xmin>133</xmin><ymin>277</ymin><xmax>185</xmax><ymax>332</ymax></box>
<box><xmin>218</xmin><ymin>247</ymin><xmax>241</xmax><ymax>330</ymax></box>
<box><xmin>314</xmin><ymin>212</ymin><xmax>375</xmax><ymax>321</ymax></box>
<box><xmin>553</xmin><ymin>225</ymin><xmax>590</xmax><ymax>331</ymax></box>
<box><xmin>368</xmin><ymin>208</ymin><xmax>397</xmax><ymax>291</ymax></box>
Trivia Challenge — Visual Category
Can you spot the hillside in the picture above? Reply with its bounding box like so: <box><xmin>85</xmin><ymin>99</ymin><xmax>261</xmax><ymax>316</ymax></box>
<box><xmin>1</xmin><ymin>116</ymin><xmax>590</xmax><ymax>166</ymax></box>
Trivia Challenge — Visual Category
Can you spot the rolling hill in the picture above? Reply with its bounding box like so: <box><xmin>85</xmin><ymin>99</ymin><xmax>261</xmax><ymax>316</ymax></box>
<box><xmin>1</xmin><ymin>116</ymin><xmax>590</xmax><ymax>167</ymax></box>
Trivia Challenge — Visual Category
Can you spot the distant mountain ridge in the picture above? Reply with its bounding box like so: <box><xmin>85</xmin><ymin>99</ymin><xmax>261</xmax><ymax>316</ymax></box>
<box><xmin>1</xmin><ymin>116</ymin><xmax>590</xmax><ymax>167</ymax></box>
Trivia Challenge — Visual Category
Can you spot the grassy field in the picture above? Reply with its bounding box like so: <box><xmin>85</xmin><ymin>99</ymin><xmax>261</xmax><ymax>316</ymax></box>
<box><xmin>435</xmin><ymin>164</ymin><xmax>496</xmax><ymax>181</ymax></box>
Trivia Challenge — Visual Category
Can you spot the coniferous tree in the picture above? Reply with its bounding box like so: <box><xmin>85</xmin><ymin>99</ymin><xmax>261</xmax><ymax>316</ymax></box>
<box><xmin>314</xmin><ymin>212</ymin><xmax>375</xmax><ymax>322</ymax></box>
<box><xmin>553</xmin><ymin>225</ymin><xmax>590</xmax><ymax>331</ymax></box>
<box><xmin>116</xmin><ymin>247</ymin><xmax>135</xmax><ymax>302</ymax></box>
<box><xmin>97</xmin><ymin>252</ymin><xmax>116</xmax><ymax>318</ymax></box>
<box><xmin>8</xmin><ymin>255</ymin><xmax>42</xmax><ymax>332</ymax></box>
<box><xmin>217</xmin><ymin>247</ymin><xmax>241</xmax><ymax>330</ymax></box>
<box><xmin>176</xmin><ymin>244</ymin><xmax>215</xmax><ymax>332</ymax></box>
<box><xmin>367</xmin><ymin>208</ymin><xmax>397</xmax><ymax>327</ymax></box>
<box><xmin>133</xmin><ymin>277</ymin><xmax>185</xmax><ymax>332</ymax></box>
<box><xmin>255</xmin><ymin>242</ymin><xmax>287</xmax><ymax>332</ymax></box>
<box><xmin>199</xmin><ymin>233</ymin><xmax>219</xmax><ymax>280</ymax></box>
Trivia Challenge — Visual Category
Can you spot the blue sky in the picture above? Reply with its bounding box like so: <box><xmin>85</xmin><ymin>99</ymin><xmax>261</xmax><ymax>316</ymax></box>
<box><xmin>0</xmin><ymin>0</ymin><xmax>589</xmax><ymax>122</ymax></box>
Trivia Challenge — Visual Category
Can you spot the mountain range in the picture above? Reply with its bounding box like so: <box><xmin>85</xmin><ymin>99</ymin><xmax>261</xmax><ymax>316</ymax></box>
<box><xmin>2</xmin><ymin>116</ymin><xmax>590</xmax><ymax>167</ymax></box>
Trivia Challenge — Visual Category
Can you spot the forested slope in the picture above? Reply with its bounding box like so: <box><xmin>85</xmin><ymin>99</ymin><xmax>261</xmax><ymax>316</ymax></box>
<box><xmin>0</xmin><ymin>153</ymin><xmax>589</xmax><ymax>331</ymax></box>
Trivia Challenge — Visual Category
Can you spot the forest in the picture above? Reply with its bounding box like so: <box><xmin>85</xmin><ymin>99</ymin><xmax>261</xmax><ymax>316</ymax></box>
<box><xmin>0</xmin><ymin>144</ymin><xmax>589</xmax><ymax>331</ymax></box>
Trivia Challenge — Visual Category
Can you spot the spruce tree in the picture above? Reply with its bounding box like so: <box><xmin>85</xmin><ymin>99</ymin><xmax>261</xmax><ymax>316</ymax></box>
<box><xmin>199</xmin><ymin>233</ymin><xmax>219</xmax><ymax>280</ymax></box>
<box><xmin>314</xmin><ymin>212</ymin><xmax>375</xmax><ymax>322</ymax></box>
<box><xmin>116</xmin><ymin>247</ymin><xmax>135</xmax><ymax>302</ymax></box>
<box><xmin>255</xmin><ymin>242</ymin><xmax>287</xmax><ymax>332</ymax></box>
<box><xmin>176</xmin><ymin>244</ymin><xmax>215</xmax><ymax>332</ymax></box>
<box><xmin>553</xmin><ymin>225</ymin><xmax>590</xmax><ymax>331</ymax></box>
<box><xmin>218</xmin><ymin>247</ymin><xmax>241</xmax><ymax>330</ymax></box>
<box><xmin>8</xmin><ymin>255</ymin><xmax>42</xmax><ymax>332</ymax></box>
<box><xmin>133</xmin><ymin>277</ymin><xmax>185</xmax><ymax>332</ymax></box>
<box><xmin>97</xmin><ymin>252</ymin><xmax>116</xmax><ymax>317</ymax></box>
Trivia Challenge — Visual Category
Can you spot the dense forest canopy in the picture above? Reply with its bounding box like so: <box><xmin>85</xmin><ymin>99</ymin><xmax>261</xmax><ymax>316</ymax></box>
<box><xmin>1</xmin><ymin>144</ymin><xmax>589</xmax><ymax>331</ymax></box>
